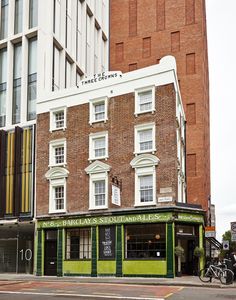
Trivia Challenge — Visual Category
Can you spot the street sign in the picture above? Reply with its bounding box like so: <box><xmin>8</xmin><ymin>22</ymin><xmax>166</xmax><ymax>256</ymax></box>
<box><xmin>205</xmin><ymin>226</ymin><xmax>216</xmax><ymax>238</ymax></box>
<box><xmin>222</xmin><ymin>240</ymin><xmax>229</xmax><ymax>250</ymax></box>
<box><xmin>231</xmin><ymin>222</ymin><xmax>236</xmax><ymax>242</ymax></box>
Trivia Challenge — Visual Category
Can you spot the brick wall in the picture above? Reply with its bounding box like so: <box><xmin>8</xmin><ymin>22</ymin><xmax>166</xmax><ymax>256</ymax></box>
<box><xmin>36</xmin><ymin>84</ymin><xmax>178</xmax><ymax>216</ymax></box>
<box><xmin>109</xmin><ymin>0</ymin><xmax>210</xmax><ymax>212</ymax></box>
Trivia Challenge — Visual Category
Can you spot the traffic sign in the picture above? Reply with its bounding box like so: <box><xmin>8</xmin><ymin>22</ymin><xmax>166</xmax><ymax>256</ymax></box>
<box><xmin>222</xmin><ymin>240</ymin><xmax>229</xmax><ymax>250</ymax></box>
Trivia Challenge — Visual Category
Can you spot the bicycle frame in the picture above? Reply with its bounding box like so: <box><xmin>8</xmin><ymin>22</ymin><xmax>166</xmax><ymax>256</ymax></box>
<box><xmin>207</xmin><ymin>264</ymin><xmax>224</xmax><ymax>279</ymax></box>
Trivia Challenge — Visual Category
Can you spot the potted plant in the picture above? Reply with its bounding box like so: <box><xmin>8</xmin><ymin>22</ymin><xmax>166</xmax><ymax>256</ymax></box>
<box><xmin>175</xmin><ymin>245</ymin><xmax>184</xmax><ymax>276</ymax></box>
<box><xmin>193</xmin><ymin>246</ymin><xmax>204</xmax><ymax>274</ymax></box>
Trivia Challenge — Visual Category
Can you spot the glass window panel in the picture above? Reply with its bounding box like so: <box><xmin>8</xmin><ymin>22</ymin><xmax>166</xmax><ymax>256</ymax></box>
<box><xmin>94</xmin><ymin>180</ymin><xmax>105</xmax><ymax>206</ymax></box>
<box><xmin>139</xmin><ymin>129</ymin><xmax>153</xmax><ymax>151</ymax></box>
<box><xmin>0</xmin><ymin>48</ymin><xmax>7</xmax><ymax>127</ymax></box>
<box><xmin>12</xmin><ymin>43</ymin><xmax>22</xmax><ymax>124</ymax></box>
<box><xmin>14</xmin><ymin>0</ymin><xmax>23</xmax><ymax>34</ymax></box>
<box><xmin>94</xmin><ymin>137</ymin><xmax>105</xmax><ymax>157</ymax></box>
<box><xmin>54</xmin><ymin>111</ymin><xmax>64</xmax><ymax>128</ymax></box>
<box><xmin>54</xmin><ymin>186</ymin><xmax>64</xmax><ymax>210</ymax></box>
<box><xmin>54</xmin><ymin>146</ymin><xmax>64</xmax><ymax>164</ymax></box>
<box><xmin>139</xmin><ymin>90</ymin><xmax>152</xmax><ymax>111</ymax></box>
<box><xmin>28</xmin><ymin>38</ymin><xmax>37</xmax><ymax>121</ymax></box>
<box><xmin>29</xmin><ymin>0</ymin><xmax>38</xmax><ymax>28</ymax></box>
<box><xmin>139</xmin><ymin>175</ymin><xmax>153</xmax><ymax>202</ymax></box>
<box><xmin>0</xmin><ymin>0</ymin><xmax>8</xmax><ymax>39</ymax></box>
<box><xmin>66</xmin><ymin>228</ymin><xmax>91</xmax><ymax>260</ymax></box>
<box><xmin>0</xmin><ymin>48</ymin><xmax>7</xmax><ymax>83</ymax></box>
<box><xmin>125</xmin><ymin>224</ymin><xmax>166</xmax><ymax>259</ymax></box>
<box><xmin>94</xmin><ymin>102</ymin><xmax>105</xmax><ymax>120</ymax></box>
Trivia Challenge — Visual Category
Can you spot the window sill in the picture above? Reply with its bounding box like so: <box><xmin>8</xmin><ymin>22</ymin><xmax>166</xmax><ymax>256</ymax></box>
<box><xmin>48</xmin><ymin>210</ymin><xmax>67</xmax><ymax>214</ymax></box>
<box><xmin>88</xmin><ymin>206</ymin><xmax>108</xmax><ymax>211</ymax></box>
<box><xmin>50</xmin><ymin>127</ymin><xmax>67</xmax><ymax>132</ymax></box>
<box><xmin>134</xmin><ymin>149</ymin><xmax>156</xmax><ymax>156</ymax></box>
<box><xmin>88</xmin><ymin>156</ymin><xmax>109</xmax><ymax>162</ymax></box>
<box><xmin>134</xmin><ymin>109</ymin><xmax>156</xmax><ymax>117</ymax></box>
<box><xmin>89</xmin><ymin>119</ymin><xmax>108</xmax><ymax>125</ymax></box>
<box><xmin>48</xmin><ymin>163</ymin><xmax>67</xmax><ymax>168</ymax></box>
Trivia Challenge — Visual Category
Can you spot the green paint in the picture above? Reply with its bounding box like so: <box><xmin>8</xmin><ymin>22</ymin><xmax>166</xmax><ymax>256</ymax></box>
<box><xmin>63</xmin><ymin>260</ymin><xmax>91</xmax><ymax>275</ymax></box>
<box><xmin>199</xmin><ymin>224</ymin><xmax>204</xmax><ymax>270</ymax></box>
<box><xmin>38</xmin><ymin>212</ymin><xmax>172</xmax><ymax>229</ymax></box>
<box><xmin>166</xmin><ymin>223</ymin><xmax>174</xmax><ymax>278</ymax></box>
<box><xmin>91</xmin><ymin>227</ymin><xmax>97</xmax><ymax>277</ymax></box>
<box><xmin>178</xmin><ymin>213</ymin><xmax>204</xmax><ymax>223</ymax></box>
<box><xmin>97</xmin><ymin>260</ymin><xmax>116</xmax><ymax>274</ymax></box>
<box><xmin>123</xmin><ymin>260</ymin><xmax>166</xmax><ymax>275</ymax></box>
<box><xmin>116</xmin><ymin>225</ymin><xmax>122</xmax><ymax>276</ymax></box>
<box><xmin>57</xmin><ymin>229</ymin><xmax>63</xmax><ymax>277</ymax></box>
<box><xmin>36</xmin><ymin>229</ymin><xmax>42</xmax><ymax>276</ymax></box>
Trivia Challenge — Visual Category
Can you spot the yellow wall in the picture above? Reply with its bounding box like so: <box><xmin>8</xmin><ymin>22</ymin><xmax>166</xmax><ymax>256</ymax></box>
<box><xmin>63</xmin><ymin>261</ymin><xmax>91</xmax><ymax>275</ymax></box>
<box><xmin>97</xmin><ymin>260</ymin><xmax>116</xmax><ymax>274</ymax></box>
<box><xmin>123</xmin><ymin>260</ymin><xmax>166</xmax><ymax>275</ymax></box>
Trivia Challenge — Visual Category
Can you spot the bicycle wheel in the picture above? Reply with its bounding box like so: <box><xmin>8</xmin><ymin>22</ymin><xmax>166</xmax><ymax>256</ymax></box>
<box><xmin>199</xmin><ymin>268</ymin><xmax>212</xmax><ymax>282</ymax></box>
<box><xmin>220</xmin><ymin>269</ymin><xmax>234</xmax><ymax>285</ymax></box>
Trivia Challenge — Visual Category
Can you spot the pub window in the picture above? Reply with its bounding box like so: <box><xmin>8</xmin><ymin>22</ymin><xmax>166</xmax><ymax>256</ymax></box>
<box><xmin>125</xmin><ymin>224</ymin><xmax>166</xmax><ymax>259</ymax></box>
<box><xmin>66</xmin><ymin>228</ymin><xmax>91</xmax><ymax>259</ymax></box>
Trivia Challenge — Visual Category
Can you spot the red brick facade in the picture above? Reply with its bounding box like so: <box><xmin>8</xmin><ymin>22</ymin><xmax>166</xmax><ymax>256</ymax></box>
<box><xmin>36</xmin><ymin>83</ymin><xmax>181</xmax><ymax>216</ymax></box>
<box><xmin>109</xmin><ymin>0</ymin><xmax>210</xmax><ymax>213</ymax></box>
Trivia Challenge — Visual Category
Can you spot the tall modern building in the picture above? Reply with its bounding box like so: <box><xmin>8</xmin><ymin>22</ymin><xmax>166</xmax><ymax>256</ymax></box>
<box><xmin>0</xmin><ymin>0</ymin><xmax>109</xmax><ymax>273</ymax></box>
<box><xmin>109</xmin><ymin>0</ymin><xmax>211</xmax><ymax>216</ymax></box>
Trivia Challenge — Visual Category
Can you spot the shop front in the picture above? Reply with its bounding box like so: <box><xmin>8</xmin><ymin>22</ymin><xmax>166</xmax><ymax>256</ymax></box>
<box><xmin>36</xmin><ymin>209</ymin><xmax>204</xmax><ymax>277</ymax></box>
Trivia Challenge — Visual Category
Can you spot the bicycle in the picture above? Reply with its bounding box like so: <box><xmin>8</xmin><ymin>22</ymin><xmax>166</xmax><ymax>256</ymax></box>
<box><xmin>199</xmin><ymin>262</ymin><xmax>234</xmax><ymax>285</ymax></box>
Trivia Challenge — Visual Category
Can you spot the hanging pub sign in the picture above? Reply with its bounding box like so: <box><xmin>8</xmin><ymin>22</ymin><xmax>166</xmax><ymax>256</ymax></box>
<box><xmin>112</xmin><ymin>185</ymin><xmax>121</xmax><ymax>206</ymax></box>
<box><xmin>99</xmin><ymin>226</ymin><xmax>116</xmax><ymax>260</ymax></box>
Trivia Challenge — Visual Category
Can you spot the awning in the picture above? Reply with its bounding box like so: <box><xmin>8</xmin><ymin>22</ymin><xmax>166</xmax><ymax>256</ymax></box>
<box><xmin>205</xmin><ymin>237</ymin><xmax>222</xmax><ymax>250</ymax></box>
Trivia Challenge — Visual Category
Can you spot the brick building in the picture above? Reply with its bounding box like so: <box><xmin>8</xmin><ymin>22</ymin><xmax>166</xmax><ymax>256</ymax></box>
<box><xmin>109</xmin><ymin>0</ymin><xmax>211</xmax><ymax>217</ymax></box>
<box><xmin>35</xmin><ymin>56</ymin><xmax>204</xmax><ymax>277</ymax></box>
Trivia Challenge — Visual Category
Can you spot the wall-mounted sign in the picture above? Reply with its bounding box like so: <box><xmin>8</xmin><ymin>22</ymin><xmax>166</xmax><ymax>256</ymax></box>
<box><xmin>38</xmin><ymin>212</ymin><xmax>173</xmax><ymax>229</ymax></box>
<box><xmin>99</xmin><ymin>226</ymin><xmax>116</xmax><ymax>260</ymax></box>
<box><xmin>78</xmin><ymin>71</ymin><xmax>122</xmax><ymax>87</ymax></box>
<box><xmin>231</xmin><ymin>222</ymin><xmax>236</xmax><ymax>241</ymax></box>
<box><xmin>112</xmin><ymin>185</ymin><xmax>121</xmax><ymax>206</ymax></box>
<box><xmin>158</xmin><ymin>196</ymin><xmax>173</xmax><ymax>202</ymax></box>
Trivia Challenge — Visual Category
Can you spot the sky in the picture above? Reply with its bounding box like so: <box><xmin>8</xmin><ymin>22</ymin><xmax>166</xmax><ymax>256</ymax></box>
<box><xmin>205</xmin><ymin>0</ymin><xmax>236</xmax><ymax>240</ymax></box>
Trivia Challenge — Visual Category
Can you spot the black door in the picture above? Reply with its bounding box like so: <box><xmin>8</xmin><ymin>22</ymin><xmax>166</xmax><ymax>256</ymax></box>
<box><xmin>44</xmin><ymin>240</ymin><xmax>57</xmax><ymax>276</ymax></box>
<box><xmin>186</xmin><ymin>239</ymin><xmax>196</xmax><ymax>275</ymax></box>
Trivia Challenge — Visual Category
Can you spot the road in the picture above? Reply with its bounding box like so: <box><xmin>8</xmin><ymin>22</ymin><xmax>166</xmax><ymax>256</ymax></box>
<box><xmin>0</xmin><ymin>280</ymin><xmax>235</xmax><ymax>299</ymax></box>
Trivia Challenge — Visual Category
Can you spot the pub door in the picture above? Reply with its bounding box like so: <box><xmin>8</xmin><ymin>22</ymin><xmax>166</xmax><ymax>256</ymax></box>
<box><xmin>44</xmin><ymin>230</ymin><xmax>57</xmax><ymax>276</ymax></box>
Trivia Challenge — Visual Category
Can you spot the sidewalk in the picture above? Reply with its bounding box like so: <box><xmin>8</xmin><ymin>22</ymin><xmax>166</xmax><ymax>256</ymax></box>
<box><xmin>0</xmin><ymin>274</ymin><xmax>235</xmax><ymax>288</ymax></box>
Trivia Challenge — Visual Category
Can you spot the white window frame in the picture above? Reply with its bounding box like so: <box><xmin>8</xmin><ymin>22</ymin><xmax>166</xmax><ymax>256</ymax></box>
<box><xmin>49</xmin><ymin>178</ymin><xmax>66</xmax><ymax>213</ymax></box>
<box><xmin>85</xmin><ymin>161</ymin><xmax>111</xmax><ymax>210</ymax></box>
<box><xmin>89</xmin><ymin>97</ymin><xmax>108</xmax><ymax>124</ymax></box>
<box><xmin>50</xmin><ymin>106</ymin><xmax>67</xmax><ymax>132</ymax></box>
<box><xmin>130</xmin><ymin>154</ymin><xmax>160</xmax><ymax>207</ymax></box>
<box><xmin>45</xmin><ymin>167</ymin><xmax>69</xmax><ymax>214</ymax></box>
<box><xmin>49</xmin><ymin>138</ymin><xmax>67</xmax><ymax>167</ymax></box>
<box><xmin>89</xmin><ymin>131</ymin><xmax>108</xmax><ymax>160</ymax></box>
<box><xmin>135</xmin><ymin>86</ymin><xmax>155</xmax><ymax>116</ymax></box>
<box><xmin>134</xmin><ymin>123</ymin><xmax>156</xmax><ymax>155</ymax></box>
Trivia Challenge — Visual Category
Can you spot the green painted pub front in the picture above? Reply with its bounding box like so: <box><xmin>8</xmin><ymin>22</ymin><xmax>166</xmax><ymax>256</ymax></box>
<box><xmin>36</xmin><ymin>209</ymin><xmax>204</xmax><ymax>277</ymax></box>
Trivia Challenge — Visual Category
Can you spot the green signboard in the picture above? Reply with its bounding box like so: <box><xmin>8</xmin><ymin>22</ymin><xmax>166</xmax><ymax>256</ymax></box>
<box><xmin>37</xmin><ymin>211</ymin><xmax>204</xmax><ymax>229</ymax></box>
<box><xmin>37</xmin><ymin>212</ymin><xmax>173</xmax><ymax>229</ymax></box>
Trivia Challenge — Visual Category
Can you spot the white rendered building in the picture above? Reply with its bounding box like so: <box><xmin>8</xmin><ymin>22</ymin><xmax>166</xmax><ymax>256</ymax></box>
<box><xmin>0</xmin><ymin>0</ymin><xmax>109</xmax><ymax>129</ymax></box>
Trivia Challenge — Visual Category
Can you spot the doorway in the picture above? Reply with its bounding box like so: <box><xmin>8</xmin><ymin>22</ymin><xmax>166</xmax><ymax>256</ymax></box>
<box><xmin>44</xmin><ymin>230</ymin><xmax>57</xmax><ymax>276</ymax></box>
